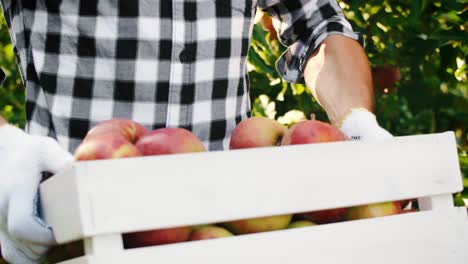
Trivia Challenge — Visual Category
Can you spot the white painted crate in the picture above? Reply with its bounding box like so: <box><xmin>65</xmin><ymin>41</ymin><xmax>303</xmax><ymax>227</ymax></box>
<box><xmin>40</xmin><ymin>132</ymin><xmax>468</xmax><ymax>264</ymax></box>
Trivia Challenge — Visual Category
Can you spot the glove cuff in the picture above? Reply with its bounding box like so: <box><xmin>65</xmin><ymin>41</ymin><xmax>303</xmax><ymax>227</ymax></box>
<box><xmin>339</xmin><ymin>108</ymin><xmax>380</xmax><ymax>140</ymax></box>
<box><xmin>0</xmin><ymin>124</ymin><xmax>25</xmax><ymax>147</ymax></box>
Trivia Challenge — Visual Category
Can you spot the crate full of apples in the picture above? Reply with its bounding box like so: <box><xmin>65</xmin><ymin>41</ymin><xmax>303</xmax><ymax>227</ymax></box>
<box><xmin>40</xmin><ymin>118</ymin><xmax>468</xmax><ymax>264</ymax></box>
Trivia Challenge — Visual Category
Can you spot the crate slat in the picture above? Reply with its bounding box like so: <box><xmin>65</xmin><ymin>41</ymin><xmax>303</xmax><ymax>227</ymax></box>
<box><xmin>40</xmin><ymin>132</ymin><xmax>463</xmax><ymax>243</ymax></box>
<box><xmin>59</xmin><ymin>208</ymin><xmax>468</xmax><ymax>264</ymax></box>
<box><xmin>58</xmin><ymin>256</ymin><xmax>89</xmax><ymax>264</ymax></box>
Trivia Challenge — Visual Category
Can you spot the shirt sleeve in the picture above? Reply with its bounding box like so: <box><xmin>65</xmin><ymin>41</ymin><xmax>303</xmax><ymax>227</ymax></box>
<box><xmin>258</xmin><ymin>0</ymin><xmax>363</xmax><ymax>83</ymax></box>
<box><xmin>0</xmin><ymin>0</ymin><xmax>11</xmax><ymax>12</ymax></box>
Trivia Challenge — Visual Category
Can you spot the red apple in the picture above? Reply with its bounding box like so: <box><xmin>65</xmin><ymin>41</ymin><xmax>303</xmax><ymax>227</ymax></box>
<box><xmin>260</xmin><ymin>14</ymin><xmax>278</xmax><ymax>41</ymax></box>
<box><xmin>229</xmin><ymin>117</ymin><xmax>287</xmax><ymax>149</ymax></box>
<box><xmin>345</xmin><ymin>202</ymin><xmax>401</xmax><ymax>220</ymax></box>
<box><xmin>136</xmin><ymin>128</ymin><xmax>206</xmax><ymax>155</ymax></box>
<box><xmin>372</xmin><ymin>65</ymin><xmax>401</xmax><ymax>90</ymax></box>
<box><xmin>287</xmin><ymin>220</ymin><xmax>316</xmax><ymax>229</ymax></box>
<box><xmin>123</xmin><ymin>226</ymin><xmax>192</xmax><ymax>248</ymax></box>
<box><xmin>400</xmin><ymin>209</ymin><xmax>418</xmax><ymax>214</ymax></box>
<box><xmin>398</xmin><ymin>199</ymin><xmax>414</xmax><ymax>210</ymax></box>
<box><xmin>85</xmin><ymin>118</ymin><xmax>148</xmax><ymax>143</ymax></box>
<box><xmin>281</xmin><ymin>120</ymin><xmax>348</xmax><ymax>146</ymax></box>
<box><xmin>75</xmin><ymin>134</ymin><xmax>141</xmax><ymax>160</ymax></box>
<box><xmin>224</xmin><ymin>214</ymin><xmax>292</xmax><ymax>235</ymax></box>
<box><xmin>300</xmin><ymin>208</ymin><xmax>348</xmax><ymax>224</ymax></box>
<box><xmin>189</xmin><ymin>226</ymin><xmax>233</xmax><ymax>241</ymax></box>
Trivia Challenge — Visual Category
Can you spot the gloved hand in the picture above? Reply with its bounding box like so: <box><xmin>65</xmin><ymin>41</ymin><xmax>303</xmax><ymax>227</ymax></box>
<box><xmin>339</xmin><ymin>108</ymin><xmax>393</xmax><ymax>141</ymax></box>
<box><xmin>0</xmin><ymin>125</ymin><xmax>73</xmax><ymax>264</ymax></box>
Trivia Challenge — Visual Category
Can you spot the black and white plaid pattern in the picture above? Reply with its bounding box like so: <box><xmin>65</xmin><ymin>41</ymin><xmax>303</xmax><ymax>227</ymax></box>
<box><xmin>0</xmin><ymin>0</ymin><xmax>360</xmax><ymax>152</ymax></box>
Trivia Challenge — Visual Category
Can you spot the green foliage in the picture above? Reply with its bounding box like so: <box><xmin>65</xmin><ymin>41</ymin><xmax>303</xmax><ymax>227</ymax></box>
<box><xmin>248</xmin><ymin>1</ymin><xmax>467</xmax><ymax>200</ymax></box>
<box><xmin>0</xmin><ymin>12</ymin><xmax>24</xmax><ymax>128</ymax></box>
<box><xmin>346</xmin><ymin>1</ymin><xmax>467</xmax><ymax>141</ymax></box>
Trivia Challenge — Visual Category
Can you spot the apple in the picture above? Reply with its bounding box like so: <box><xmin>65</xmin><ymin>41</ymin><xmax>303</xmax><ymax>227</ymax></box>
<box><xmin>260</xmin><ymin>14</ymin><xmax>278</xmax><ymax>41</ymax></box>
<box><xmin>136</xmin><ymin>128</ymin><xmax>206</xmax><ymax>155</ymax></box>
<box><xmin>229</xmin><ymin>117</ymin><xmax>287</xmax><ymax>149</ymax></box>
<box><xmin>345</xmin><ymin>202</ymin><xmax>401</xmax><ymax>220</ymax></box>
<box><xmin>281</xmin><ymin>120</ymin><xmax>348</xmax><ymax>146</ymax></box>
<box><xmin>123</xmin><ymin>226</ymin><xmax>192</xmax><ymax>248</ymax></box>
<box><xmin>191</xmin><ymin>224</ymin><xmax>212</xmax><ymax>230</ymax></box>
<box><xmin>372</xmin><ymin>65</ymin><xmax>401</xmax><ymax>90</ymax></box>
<box><xmin>300</xmin><ymin>208</ymin><xmax>348</xmax><ymax>224</ymax></box>
<box><xmin>399</xmin><ymin>199</ymin><xmax>411</xmax><ymax>209</ymax></box>
<box><xmin>399</xmin><ymin>199</ymin><xmax>418</xmax><ymax>210</ymax></box>
<box><xmin>75</xmin><ymin>134</ymin><xmax>141</xmax><ymax>160</ymax></box>
<box><xmin>85</xmin><ymin>118</ymin><xmax>148</xmax><ymax>143</ymax></box>
<box><xmin>287</xmin><ymin>220</ymin><xmax>316</xmax><ymax>229</ymax></box>
<box><xmin>401</xmin><ymin>209</ymin><xmax>418</xmax><ymax>214</ymax></box>
<box><xmin>189</xmin><ymin>226</ymin><xmax>233</xmax><ymax>241</ymax></box>
<box><xmin>224</xmin><ymin>214</ymin><xmax>292</xmax><ymax>235</ymax></box>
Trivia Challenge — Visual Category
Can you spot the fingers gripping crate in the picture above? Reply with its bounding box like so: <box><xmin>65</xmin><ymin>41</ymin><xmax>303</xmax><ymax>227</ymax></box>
<box><xmin>40</xmin><ymin>132</ymin><xmax>468</xmax><ymax>264</ymax></box>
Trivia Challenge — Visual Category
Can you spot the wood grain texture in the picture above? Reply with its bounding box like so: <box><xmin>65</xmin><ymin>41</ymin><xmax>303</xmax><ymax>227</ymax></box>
<box><xmin>63</xmin><ymin>208</ymin><xmax>468</xmax><ymax>264</ymax></box>
<box><xmin>40</xmin><ymin>132</ymin><xmax>465</xmax><ymax>255</ymax></box>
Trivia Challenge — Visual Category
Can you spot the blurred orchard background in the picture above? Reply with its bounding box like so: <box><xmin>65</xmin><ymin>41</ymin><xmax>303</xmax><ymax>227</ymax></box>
<box><xmin>0</xmin><ymin>1</ymin><xmax>466</xmax><ymax>202</ymax></box>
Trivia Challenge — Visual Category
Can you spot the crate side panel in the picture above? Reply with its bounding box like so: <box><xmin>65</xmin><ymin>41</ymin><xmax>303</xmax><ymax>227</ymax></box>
<box><xmin>78</xmin><ymin>133</ymin><xmax>463</xmax><ymax>236</ymax></box>
<box><xmin>88</xmin><ymin>208</ymin><xmax>468</xmax><ymax>264</ymax></box>
<box><xmin>40</xmin><ymin>164</ymin><xmax>85</xmax><ymax>243</ymax></box>
<box><xmin>56</xmin><ymin>256</ymin><xmax>91</xmax><ymax>264</ymax></box>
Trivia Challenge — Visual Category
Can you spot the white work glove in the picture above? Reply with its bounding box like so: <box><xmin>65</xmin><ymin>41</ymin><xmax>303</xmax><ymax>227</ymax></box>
<box><xmin>339</xmin><ymin>108</ymin><xmax>393</xmax><ymax>141</ymax></box>
<box><xmin>0</xmin><ymin>125</ymin><xmax>73</xmax><ymax>264</ymax></box>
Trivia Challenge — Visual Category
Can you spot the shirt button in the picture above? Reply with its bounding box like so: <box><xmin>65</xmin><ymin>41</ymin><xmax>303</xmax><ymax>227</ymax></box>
<box><xmin>179</xmin><ymin>47</ymin><xmax>196</xmax><ymax>63</ymax></box>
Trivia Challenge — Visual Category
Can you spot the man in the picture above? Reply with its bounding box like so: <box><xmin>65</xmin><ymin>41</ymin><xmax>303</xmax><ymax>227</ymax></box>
<box><xmin>0</xmin><ymin>1</ymin><xmax>391</xmax><ymax>263</ymax></box>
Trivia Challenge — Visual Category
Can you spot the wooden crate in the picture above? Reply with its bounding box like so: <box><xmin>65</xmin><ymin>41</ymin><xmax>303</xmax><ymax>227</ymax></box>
<box><xmin>40</xmin><ymin>132</ymin><xmax>468</xmax><ymax>264</ymax></box>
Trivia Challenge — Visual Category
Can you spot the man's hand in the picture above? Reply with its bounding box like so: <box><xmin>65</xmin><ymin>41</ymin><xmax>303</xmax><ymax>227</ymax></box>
<box><xmin>339</xmin><ymin>108</ymin><xmax>392</xmax><ymax>141</ymax></box>
<box><xmin>303</xmin><ymin>35</ymin><xmax>392</xmax><ymax>141</ymax></box>
<box><xmin>0</xmin><ymin>125</ymin><xmax>73</xmax><ymax>264</ymax></box>
<box><xmin>304</xmin><ymin>35</ymin><xmax>374</xmax><ymax>128</ymax></box>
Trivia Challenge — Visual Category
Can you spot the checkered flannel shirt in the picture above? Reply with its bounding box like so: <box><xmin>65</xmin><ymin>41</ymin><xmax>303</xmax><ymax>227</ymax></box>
<box><xmin>0</xmin><ymin>0</ymin><xmax>360</xmax><ymax>152</ymax></box>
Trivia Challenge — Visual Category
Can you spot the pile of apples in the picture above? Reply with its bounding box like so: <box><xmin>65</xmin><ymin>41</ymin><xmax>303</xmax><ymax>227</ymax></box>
<box><xmin>72</xmin><ymin>117</ymin><xmax>414</xmax><ymax>251</ymax></box>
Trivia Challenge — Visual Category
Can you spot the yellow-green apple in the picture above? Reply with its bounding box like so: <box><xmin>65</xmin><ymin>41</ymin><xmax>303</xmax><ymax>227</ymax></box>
<box><xmin>287</xmin><ymin>220</ymin><xmax>316</xmax><ymax>229</ymax></box>
<box><xmin>281</xmin><ymin>120</ymin><xmax>347</xmax><ymax>146</ymax></box>
<box><xmin>123</xmin><ymin>226</ymin><xmax>192</xmax><ymax>248</ymax></box>
<box><xmin>85</xmin><ymin>118</ymin><xmax>148</xmax><ymax>143</ymax></box>
<box><xmin>189</xmin><ymin>226</ymin><xmax>233</xmax><ymax>241</ymax></box>
<box><xmin>75</xmin><ymin>134</ymin><xmax>141</xmax><ymax>160</ymax></box>
<box><xmin>224</xmin><ymin>214</ymin><xmax>292</xmax><ymax>235</ymax></box>
<box><xmin>345</xmin><ymin>202</ymin><xmax>401</xmax><ymax>220</ymax></box>
<box><xmin>300</xmin><ymin>208</ymin><xmax>348</xmax><ymax>224</ymax></box>
<box><xmin>229</xmin><ymin>117</ymin><xmax>287</xmax><ymax>149</ymax></box>
<box><xmin>136</xmin><ymin>128</ymin><xmax>206</xmax><ymax>155</ymax></box>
